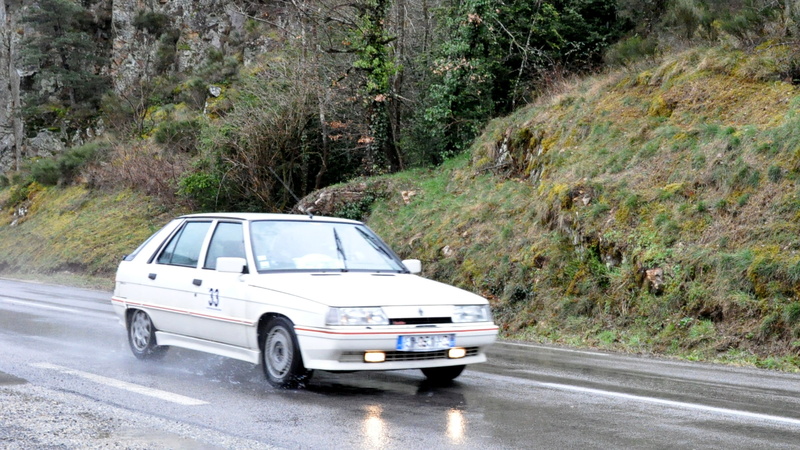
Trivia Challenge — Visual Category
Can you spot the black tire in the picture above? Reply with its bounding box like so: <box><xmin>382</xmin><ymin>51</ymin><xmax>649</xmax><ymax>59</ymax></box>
<box><xmin>421</xmin><ymin>365</ymin><xmax>465</xmax><ymax>384</ymax></box>
<box><xmin>261</xmin><ymin>317</ymin><xmax>312</xmax><ymax>388</ymax></box>
<box><xmin>128</xmin><ymin>309</ymin><xmax>168</xmax><ymax>360</ymax></box>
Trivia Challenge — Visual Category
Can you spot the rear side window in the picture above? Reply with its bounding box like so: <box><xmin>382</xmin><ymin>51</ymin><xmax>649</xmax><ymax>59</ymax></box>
<box><xmin>204</xmin><ymin>222</ymin><xmax>245</xmax><ymax>270</ymax></box>
<box><xmin>157</xmin><ymin>221</ymin><xmax>212</xmax><ymax>267</ymax></box>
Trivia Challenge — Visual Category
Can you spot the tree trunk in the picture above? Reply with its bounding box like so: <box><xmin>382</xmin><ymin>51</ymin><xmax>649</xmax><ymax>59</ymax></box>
<box><xmin>316</xmin><ymin>90</ymin><xmax>330</xmax><ymax>190</ymax></box>
<box><xmin>390</xmin><ymin>0</ymin><xmax>406</xmax><ymax>171</ymax></box>
<box><xmin>1</xmin><ymin>2</ymin><xmax>24</xmax><ymax>172</ymax></box>
<box><xmin>786</xmin><ymin>0</ymin><xmax>799</xmax><ymax>35</ymax></box>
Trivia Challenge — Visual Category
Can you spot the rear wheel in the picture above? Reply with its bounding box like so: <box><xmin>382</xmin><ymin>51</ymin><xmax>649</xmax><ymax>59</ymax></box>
<box><xmin>421</xmin><ymin>365</ymin><xmax>465</xmax><ymax>384</ymax></box>
<box><xmin>128</xmin><ymin>309</ymin><xmax>167</xmax><ymax>360</ymax></box>
<box><xmin>261</xmin><ymin>317</ymin><xmax>312</xmax><ymax>388</ymax></box>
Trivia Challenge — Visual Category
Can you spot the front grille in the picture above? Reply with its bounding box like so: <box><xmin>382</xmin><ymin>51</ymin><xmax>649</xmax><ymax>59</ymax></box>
<box><xmin>339</xmin><ymin>347</ymin><xmax>479</xmax><ymax>363</ymax></box>
<box><xmin>390</xmin><ymin>317</ymin><xmax>452</xmax><ymax>325</ymax></box>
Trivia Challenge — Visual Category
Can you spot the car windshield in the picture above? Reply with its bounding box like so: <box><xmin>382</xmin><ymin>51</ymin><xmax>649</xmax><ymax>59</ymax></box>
<box><xmin>250</xmin><ymin>220</ymin><xmax>406</xmax><ymax>273</ymax></box>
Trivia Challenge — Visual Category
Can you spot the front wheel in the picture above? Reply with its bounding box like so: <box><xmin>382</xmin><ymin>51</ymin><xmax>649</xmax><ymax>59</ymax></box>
<box><xmin>421</xmin><ymin>365</ymin><xmax>465</xmax><ymax>384</ymax></box>
<box><xmin>261</xmin><ymin>317</ymin><xmax>312</xmax><ymax>388</ymax></box>
<box><xmin>128</xmin><ymin>309</ymin><xmax>167</xmax><ymax>360</ymax></box>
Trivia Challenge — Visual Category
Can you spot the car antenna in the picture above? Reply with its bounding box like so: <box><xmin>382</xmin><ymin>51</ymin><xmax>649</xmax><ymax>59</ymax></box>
<box><xmin>267</xmin><ymin>166</ymin><xmax>313</xmax><ymax>218</ymax></box>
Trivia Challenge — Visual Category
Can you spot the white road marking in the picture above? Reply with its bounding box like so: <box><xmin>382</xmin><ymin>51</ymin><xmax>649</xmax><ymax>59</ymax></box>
<box><xmin>0</xmin><ymin>297</ymin><xmax>115</xmax><ymax>321</ymax></box>
<box><xmin>540</xmin><ymin>381</ymin><xmax>800</xmax><ymax>427</ymax></box>
<box><xmin>31</xmin><ymin>362</ymin><xmax>208</xmax><ymax>406</ymax></box>
<box><xmin>0</xmin><ymin>297</ymin><xmax>84</xmax><ymax>314</ymax></box>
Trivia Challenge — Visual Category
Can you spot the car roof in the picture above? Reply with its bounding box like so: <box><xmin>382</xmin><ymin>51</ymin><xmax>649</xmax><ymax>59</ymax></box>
<box><xmin>178</xmin><ymin>212</ymin><xmax>363</xmax><ymax>224</ymax></box>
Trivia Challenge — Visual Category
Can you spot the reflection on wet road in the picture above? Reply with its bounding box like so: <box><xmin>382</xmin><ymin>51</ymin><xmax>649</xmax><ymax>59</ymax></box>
<box><xmin>446</xmin><ymin>408</ymin><xmax>466</xmax><ymax>444</ymax></box>
<box><xmin>363</xmin><ymin>405</ymin><xmax>387</xmax><ymax>448</ymax></box>
<box><xmin>1</xmin><ymin>278</ymin><xmax>800</xmax><ymax>449</ymax></box>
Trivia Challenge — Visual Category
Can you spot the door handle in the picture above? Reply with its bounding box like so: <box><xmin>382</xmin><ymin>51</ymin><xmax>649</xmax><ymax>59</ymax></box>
<box><xmin>148</xmin><ymin>273</ymin><xmax>157</xmax><ymax>280</ymax></box>
<box><xmin>193</xmin><ymin>279</ymin><xmax>203</xmax><ymax>286</ymax></box>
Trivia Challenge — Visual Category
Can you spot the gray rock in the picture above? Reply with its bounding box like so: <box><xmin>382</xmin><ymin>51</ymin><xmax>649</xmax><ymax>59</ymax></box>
<box><xmin>27</xmin><ymin>130</ymin><xmax>65</xmax><ymax>159</ymax></box>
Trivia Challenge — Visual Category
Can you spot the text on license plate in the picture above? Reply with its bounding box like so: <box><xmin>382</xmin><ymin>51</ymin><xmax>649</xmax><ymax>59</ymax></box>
<box><xmin>396</xmin><ymin>334</ymin><xmax>455</xmax><ymax>352</ymax></box>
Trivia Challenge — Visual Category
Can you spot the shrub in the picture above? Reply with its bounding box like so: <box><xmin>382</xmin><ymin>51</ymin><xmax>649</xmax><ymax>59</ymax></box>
<box><xmin>759</xmin><ymin>312</ymin><xmax>781</xmax><ymax>337</ymax></box>
<box><xmin>667</xmin><ymin>0</ymin><xmax>708</xmax><ymax>40</ymax></box>
<box><xmin>59</xmin><ymin>143</ymin><xmax>102</xmax><ymax>182</ymax></box>
<box><xmin>732</xmin><ymin>163</ymin><xmax>761</xmax><ymax>190</ymax></box>
<box><xmin>178</xmin><ymin>171</ymin><xmax>223</xmax><ymax>211</ymax></box>
<box><xmin>7</xmin><ymin>182</ymin><xmax>35</xmax><ymax>206</ymax></box>
<box><xmin>133</xmin><ymin>11</ymin><xmax>170</xmax><ymax>36</ymax></box>
<box><xmin>333</xmin><ymin>192</ymin><xmax>383</xmax><ymax>222</ymax></box>
<box><xmin>154</xmin><ymin>120</ymin><xmax>201</xmax><ymax>154</ymax></box>
<box><xmin>93</xmin><ymin>142</ymin><xmax>188</xmax><ymax>203</ymax></box>
<box><xmin>155</xmin><ymin>29</ymin><xmax>181</xmax><ymax>73</ymax></box>
<box><xmin>768</xmin><ymin>165</ymin><xmax>783</xmax><ymax>183</ymax></box>
<box><xmin>717</xmin><ymin>4</ymin><xmax>777</xmax><ymax>46</ymax></box>
<box><xmin>604</xmin><ymin>35</ymin><xmax>659</xmax><ymax>67</ymax></box>
<box><xmin>785</xmin><ymin>303</ymin><xmax>800</xmax><ymax>325</ymax></box>
<box><xmin>26</xmin><ymin>142</ymin><xmax>104</xmax><ymax>186</ymax></box>
<box><xmin>29</xmin><ymin>158</ymin><xmax>60</xmax><ymax>185</ymax></box>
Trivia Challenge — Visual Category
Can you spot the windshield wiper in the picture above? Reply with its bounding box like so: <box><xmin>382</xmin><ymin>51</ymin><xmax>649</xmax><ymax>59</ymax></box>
<box><xmin>355</xmin><ymin>228</ymin><xmax>403</xmax><ymax>272</ymax></box>
<box><xmin>333</xmin><ymin>228</ymin><xmax>348</xmax><ymax>271</ymax></box>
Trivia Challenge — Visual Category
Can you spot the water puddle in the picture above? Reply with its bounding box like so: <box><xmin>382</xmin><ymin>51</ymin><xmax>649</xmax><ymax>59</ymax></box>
<box><xmin>0</xmin><ymin>370</ymin><xmax>27</xmax><ymax>386</ymax></box>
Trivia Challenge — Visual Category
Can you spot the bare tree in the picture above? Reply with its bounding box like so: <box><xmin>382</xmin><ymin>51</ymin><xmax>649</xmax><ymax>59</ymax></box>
<box><xmin>1</xmin><ymin>3</ymin><xmax>20</xmax><ymax>171</ymax></box>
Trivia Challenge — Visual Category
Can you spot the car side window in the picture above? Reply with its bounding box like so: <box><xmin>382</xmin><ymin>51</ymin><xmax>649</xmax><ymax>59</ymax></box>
<box><xmin>204</xmin><ymin>222</ymin><xmax>245</xmax><ymax>270</ymax></box>
<box><xmin>157</xmin><ymin>221</ymin><xmax>212</xmax><ymax>267</ymax></box>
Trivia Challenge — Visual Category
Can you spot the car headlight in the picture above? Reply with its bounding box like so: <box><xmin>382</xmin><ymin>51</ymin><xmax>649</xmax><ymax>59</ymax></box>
<box><xmin>326</xmin><ymin>307</ymin><xmax>389</xmax><ymax>326</ymax></box>
<box><xmin>452</xmin><ymin>305</ymin><xmax>492</xmax><ymax>323</ymax></box>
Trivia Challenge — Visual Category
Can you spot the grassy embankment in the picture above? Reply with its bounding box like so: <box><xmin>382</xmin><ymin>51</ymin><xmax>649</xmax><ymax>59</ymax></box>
<box><xmin>1</xmin><ymin>45</ymin><xmax>799</xmax><ymax>370</ymax></box>
<box><xmin>0</xmin><ymin>185</ymin><xmax>178</xmax><ymax>290</ymax></box>
<box><xmin>368</xmin><ymin>46</ymin><xmax>800</xmax><ymax>371</ymax></box>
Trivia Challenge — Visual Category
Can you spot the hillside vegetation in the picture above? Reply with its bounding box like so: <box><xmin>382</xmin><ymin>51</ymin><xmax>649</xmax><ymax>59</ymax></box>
<box><xmin>362</xmin><ymin>46</ymin><xmax>800</xmax><ymax>371</ymax></box>
<box><xmin>4</xmin><ymin>44</ymin><xmax>798</xmax><ymax>370</ymax></box>
<box><xmin>0</xmin><ymin>185</ymin><xmax>178</xmax><ymax>289</ymax></box>
<box><xmin>4</xmin><ymin>0</ymin><xmax>800</xmax><ymax>371</ymax></box>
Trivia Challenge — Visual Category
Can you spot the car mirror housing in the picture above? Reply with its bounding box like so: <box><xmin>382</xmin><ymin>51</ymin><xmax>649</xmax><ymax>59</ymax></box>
<box><xmin>216</xmin><ymin>257</ymin><xmax>248</xmax><ymax>274</ymax></box>
<box><xmin>402</xmin><ymin>259</ymin><xmax>422</xmax><ymax>274</ymax></box>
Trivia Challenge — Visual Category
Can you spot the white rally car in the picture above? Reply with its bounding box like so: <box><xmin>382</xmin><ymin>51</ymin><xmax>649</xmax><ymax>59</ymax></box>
<box><xmin>112</xmin><ymin>213</ymin><xmax>498</xmax><ymax>388</ymax></box>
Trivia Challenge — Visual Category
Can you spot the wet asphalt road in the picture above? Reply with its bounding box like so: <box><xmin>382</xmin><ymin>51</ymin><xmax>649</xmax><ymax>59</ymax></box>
<box><xmin>1</xmin><ymin>278</ymin><xmax>800</xmax><ymax>449</ymax></box>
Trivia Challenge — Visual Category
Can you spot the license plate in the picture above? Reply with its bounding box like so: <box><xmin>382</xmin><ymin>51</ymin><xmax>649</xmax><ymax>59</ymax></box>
<box><xmin>396</xmin><ymin>334</ymin><xmax>455</xmax><ymax>352</ymax></box>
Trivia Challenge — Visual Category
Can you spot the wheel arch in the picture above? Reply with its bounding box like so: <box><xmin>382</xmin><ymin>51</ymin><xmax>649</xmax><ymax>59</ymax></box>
<box><xmin>126</xmin><ymin>307</ymin><xmax>168</xmax><ymax>359</ymax></box>
<box><xmin>124</xmin><ymin>307</ymin><xmax>139</xmax><ymax>329</ymax></box>
<box><xmin>256</xmin><ymin>313</ymin><xmax>294</xmax><ymax>351</ymax></box>
<box><xmin>125</xmin><ymin>307</ymin><xmax>154</xmax><ymax>330</ymax></box>
<box><xmin>257</xmin><ymin>313</ymin><xmax>313</xmax><ymax>388</ymax></box>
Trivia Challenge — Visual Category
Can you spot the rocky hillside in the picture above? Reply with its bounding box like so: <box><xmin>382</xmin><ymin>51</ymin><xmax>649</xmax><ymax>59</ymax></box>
<box><xmin>0</xmin><ymin>0</ymin><xmax>282</xmax><ymax>171</ymax></box>
<box><xmin>2</xmin><ymin>1</ymin><xmax>800</xmax><ymax>370</ymax></box>
<box><xmin>2</xmin><ymin>44</ymin><xmax>800</xmax><ymax>370</ymax></box>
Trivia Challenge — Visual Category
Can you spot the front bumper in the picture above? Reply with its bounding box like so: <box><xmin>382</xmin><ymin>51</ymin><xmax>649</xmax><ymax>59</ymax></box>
<box><xmin>294</xmin><ymin>323</ymin><xmax>499</xmax><ymax>371</ymax></box>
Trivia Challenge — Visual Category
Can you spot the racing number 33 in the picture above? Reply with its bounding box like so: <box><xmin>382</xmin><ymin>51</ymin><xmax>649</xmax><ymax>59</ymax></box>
<box><xmin>208</xmin><ymin>288</ymin><xmax>220</xmax><ymax>307</ymax></box>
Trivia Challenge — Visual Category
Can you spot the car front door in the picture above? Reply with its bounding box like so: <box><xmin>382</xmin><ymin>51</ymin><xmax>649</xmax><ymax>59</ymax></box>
<box><xmin>190</xmin><ymin>221</ymin><xmax>250</xmax><ymax>347</ymax></box>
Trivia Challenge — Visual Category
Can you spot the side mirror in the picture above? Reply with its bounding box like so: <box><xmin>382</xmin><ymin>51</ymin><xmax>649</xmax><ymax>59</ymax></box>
<box><xmin>216</xmin><ymin>257</ymin><xmax>248</xmax><ymax>274</ymax></box>
<box><xmin>402</xmin><ymin>259</ymin><xmax>422</xmax><ymax>274</ymax></box>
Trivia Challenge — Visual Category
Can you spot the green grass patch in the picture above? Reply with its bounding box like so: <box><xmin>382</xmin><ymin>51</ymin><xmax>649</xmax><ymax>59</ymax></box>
<box><xmin>0</xmin><ymin>185</ymin><xmax>179</xmax><ymax>279</ymax></box>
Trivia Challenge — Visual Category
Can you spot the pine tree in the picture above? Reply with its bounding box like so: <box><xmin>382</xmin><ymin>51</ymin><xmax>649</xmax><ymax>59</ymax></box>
<box><xmin>20</xmin><ymin>0</ymin><xmax>110</xmax><ymax>131</ymax></box>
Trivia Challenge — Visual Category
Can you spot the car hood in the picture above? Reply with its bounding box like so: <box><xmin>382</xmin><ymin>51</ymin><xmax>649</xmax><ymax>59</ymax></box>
<box><xmin>247</xmin><ymin>272</ymin><xmax>487</xmax><ymax>307</ymax></box>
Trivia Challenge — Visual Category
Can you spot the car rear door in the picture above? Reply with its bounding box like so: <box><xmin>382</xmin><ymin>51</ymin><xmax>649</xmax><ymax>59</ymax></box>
<box><xmin>145</xmin><ymin>220</ymin><xmax>213</xmax><ymax>337</ymax></box>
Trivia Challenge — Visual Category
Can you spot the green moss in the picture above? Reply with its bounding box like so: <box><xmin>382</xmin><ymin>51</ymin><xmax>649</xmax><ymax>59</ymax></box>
<box><xmin>0</xmin><ymin>186</ymin><xmax>175</xmax><ymax>277</ymax></box>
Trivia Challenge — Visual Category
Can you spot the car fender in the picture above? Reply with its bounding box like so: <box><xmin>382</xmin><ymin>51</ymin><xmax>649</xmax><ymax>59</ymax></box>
<box><xmin>245</xmin><ymin>286</ymin><xmax>328</xmax><ymax>351</ymax></box>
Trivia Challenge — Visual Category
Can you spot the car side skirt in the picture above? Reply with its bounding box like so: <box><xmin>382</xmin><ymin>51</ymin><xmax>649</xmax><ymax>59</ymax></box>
<box><xmin>154</xmin><ymin>331</ymin><xmax>261</xmax><ymax>365</ymax></box>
